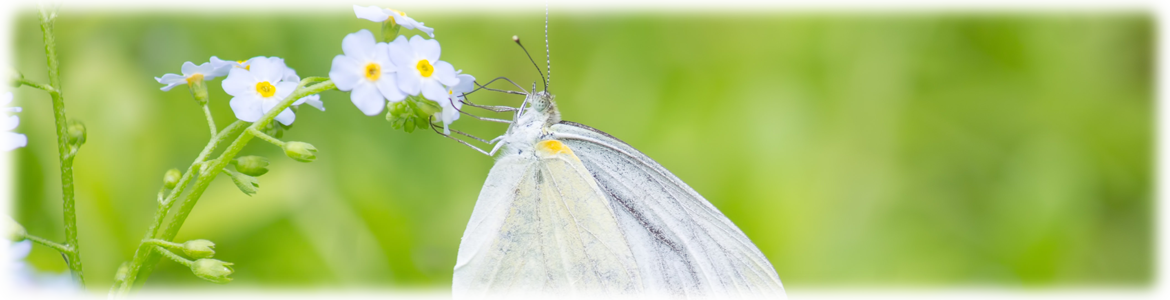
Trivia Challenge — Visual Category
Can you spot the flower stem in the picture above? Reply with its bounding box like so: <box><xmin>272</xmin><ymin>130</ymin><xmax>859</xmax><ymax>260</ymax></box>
<box><xmin>248</xmin><ymin>127</ymin><xmax>285</xmax><ymax>147</ymax></box>
<box><xmin>15</xmin><ymin>77</ymin><xmax>59</xmax><ymax>95</ymax></box>
<box><xmin>153</xmin><ymin>246</ymin><xmax>193</xmax><ymax>268</ymax></box>
<box><xmin>112</xmin><ymin>81</ymin><xmax>335</xmax><ymax>297</ymax></box>
<box><xmin>144</xmin><ymin>239</ymin><xmax>184</xmax><ymax>251</ymax></box>
<box><xmin>201</xmin><ymin>105</ymin><xmax>217</xmax><ymax>137</ymax></box>
<box><xmin>39</xmin><ymin>5</ymin><xmax>84</xmax><ymax>286</ymax></box>
<box><xmin>22</xmin><ymin>234</ymin><xmax>74</xmax><ymax>255</ymax></box>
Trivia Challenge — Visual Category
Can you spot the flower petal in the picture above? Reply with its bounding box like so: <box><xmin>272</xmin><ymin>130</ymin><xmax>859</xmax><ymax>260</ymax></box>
<box><xmin>229</xmin><ymin>95</ymin><xmax>263</xmax><ymax>122</ymax></box>
<box><xmin>274</xmin><ymin>81</ymin><xmax>298</xmax><ymax>100</ymax></box>
<box><xmin>298</xmin><ymin>94</ymin><xmax>325</xmax><ymax>111</ymax></box>
<box><xmin>431</xmin><ymin>61</ymin><xmax>458</xmax><ymax>86</ymax></box>
<box><xmin>396</xmin><ymin>65</ymin><xmax>422</xmax><ymax>95</ymax></box>
<box><xmin>387</xmin><ymin>35</ymin><xmax>413</xmax><ymax>69</ymax></box>
<box><xmin>156</xmin><ymin>74</ymin><xmax>186</xmax><ymax>91</ymax></box>
<box><xmin>354</xmin><ymin>5</ymin><xmax>391</xmax><ymax>22</ymax></box>
<box><xmin>274</xmin><ymin>108</ymin><xmax>296</xmax><ymax>126</ymax></box>
<box><xmin>342</xmin><ymin>29</ymin><xmax>377</xmax><ymax>61</ymax></box>
<box><xmin>2</xmin><ymin>131</ymin><xmax>26</xmax><ymax>151</ymax></box>
<box><xmin>329</xmin><ymin>55</ymin><xmax>363</xmax><ymax>91</ymax></box>
<box><xmin>409</xmin><ymin>35</ymin><xmax>441</xmax><ymax>62</ymax></box>
<box><xmin>10</xmin><ymin>240</ymin><xmax>33</xmax><ymax>259</ymax></box>
<box><xmin>251</xmin><ymin>58</ymin><xmax>284</xmax><ymax>83</ymax></box>
<box><xmin>179</xmin><ymin>61</ymin><xmax>198</xmax><ymax>76</ymax></box>
<box><xmin>420</xmin><ymin>80</ymin><xmax>448</xmax><ymax>102</ymax></box>
<box><xmin>1</xmin><ymin>92</ymin><xmax>12</xmax><ymax>105</ymax></box>
<box><xmin>376</xmin><ymin>71</ymin><xmax>406</xmax><ymax>102</ymax></box>
<box><xmin>3</xmin><ymin>115</ymin><xmax>18</xmax><ymax>131</ymax></box>
<box><xmin>351</xmin><ymin>82</ymin><xmax>386</xmax><ymax>116</ymax></box>
<box><xmin>222</xmin><ymin>68</ymin><xmax>256</xmax><ymax>97</ymax></box>
<box><xmin>374</xmin><ymin>42</ymin><xmax>395</xmax><ymax>69</ymax></box>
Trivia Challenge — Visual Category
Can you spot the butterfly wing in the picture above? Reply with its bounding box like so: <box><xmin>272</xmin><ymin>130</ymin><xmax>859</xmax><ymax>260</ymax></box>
<box><xmin>551</xmin><ymin>121</ymin><xmax>787</xmax><ymax>298</ymax></box>
<box><xmin>453</xmin><ymin>145</ymin><xmax>642</xmax><ymax>298</ymax></box>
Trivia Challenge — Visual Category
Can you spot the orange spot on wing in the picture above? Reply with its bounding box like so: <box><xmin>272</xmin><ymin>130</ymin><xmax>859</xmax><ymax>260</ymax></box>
<box><xmin>537</xmin><ymin>140</ymin><xmax>573</xmax><ymax>156</ymax></box>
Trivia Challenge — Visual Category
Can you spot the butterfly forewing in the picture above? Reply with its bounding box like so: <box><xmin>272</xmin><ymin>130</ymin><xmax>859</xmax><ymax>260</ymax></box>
<box><xmin>453</xmin><ymin>142</ymin><xmax>642</xmax><ymax>297</ymax></box>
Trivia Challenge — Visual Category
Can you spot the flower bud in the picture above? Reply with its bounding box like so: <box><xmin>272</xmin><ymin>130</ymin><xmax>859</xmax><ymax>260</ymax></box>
<box><xmin>182</xmin><ymin>239</ymin><xmax>216</xmax><ymax>259</ymax></box>
<box><xmin>283</xmin><ymin>141</ymin><xmax>317</xmax><ymax>162</ymax></box>
<box><xmin>5</xmin><ymin>216</ymin><xmax>26</xmax><ymax>242</ymax></box>
<box><xmin>225</xmin><ymin>169</ymin><xmax>259</xmax><ymax>196</ymax></box>
<box><xmin>163</xmin><ymin>168</ymin><xmax>182</xmax><ymax>190</ymax></box>
<box><xmin>233</xmin><ymin>156</ymin><xmax>269</xmax><ymax>176</ymax></box>
<box><xmin>191</xmin><ymin>259</ymin><xmax>234</xmax><ymax>284</ymax></box>
<box><xmin>0</xmin><ymin>61</ymin><xmax>23</xmax><ymax>87</ymax></box>
<box><xmin>187</xmin><ymin>74</ymin><xmax>209</xmax><ymax>106</ymax></box>
<box><xmin>66</xmin><ymin>120</ymin><xmax>86</xmax><ymax>146</ymax></box>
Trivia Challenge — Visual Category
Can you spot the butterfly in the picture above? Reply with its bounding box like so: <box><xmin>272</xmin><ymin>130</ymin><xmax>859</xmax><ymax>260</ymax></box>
<box><xmin>433</xmin><ymin>13</ymin><xmax>786</xmax><ymax>298</ymax></box>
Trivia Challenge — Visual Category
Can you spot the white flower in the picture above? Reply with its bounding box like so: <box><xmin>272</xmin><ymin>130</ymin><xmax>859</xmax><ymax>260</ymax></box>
<box><xmin>2</xmin><ymin>92</ymin><xmax>27</xmax><ymax>151</ymax></box>
<box><xmin>218</xmin><ymin>56</ymin><xmax>324</xmax><ymax>113</ymax></box>
<box><xmin>1</xmin><ymin>267</ymin><xmax>77</xmax><ymax>300</ymax></box>
<box><xmin>329</xmin><ymin>29</ymin><xmax>403</xmax><ymax>116</ymax></box>
<box><xmin>390</xmin><ymin>35</ymin><xmax>459</xmax><ymax>104</ymax></box>
<box><xmin>436</xmin><ymin>73</ymin><xmax>474</xmax><ymax>134</ymax></box>
<box><xmin>353</xmin><ymin>5</ymin><xmax>434</xmax><ymax>37</ymax></box>
<box><xmin>154</xmin><ymin>61</ymin><xmax>229</xmax><ymax>91</ymax></box>
<box><xmin>0</xmin><ymin>236</ymin><xmax>31</xmax><ymax>271</ymax></box>
<box><xmin>222</xmin><ymin>58</ymin><xmax>299</xmax><ymax>125</ymax></box>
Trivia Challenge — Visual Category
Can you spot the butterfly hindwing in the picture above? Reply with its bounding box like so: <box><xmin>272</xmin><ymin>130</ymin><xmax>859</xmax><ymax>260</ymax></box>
<box><xmin>551</xmin><ymin>121</ymin><xmax>787</xmax><ymax>298</ymax></box>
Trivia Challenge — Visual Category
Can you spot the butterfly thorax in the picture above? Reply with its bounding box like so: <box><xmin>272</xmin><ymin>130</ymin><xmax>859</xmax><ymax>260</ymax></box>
<box><xmin>498</xmin><ymin>91</ymin><xmax>560</xmax><ymax>158</ymax></box>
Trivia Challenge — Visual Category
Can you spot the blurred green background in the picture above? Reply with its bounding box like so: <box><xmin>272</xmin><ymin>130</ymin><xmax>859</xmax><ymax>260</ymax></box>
<box><xmin>8</xmin><ymin>9</ymin><xmax>1152</xmax><ymax>291</ymax></box>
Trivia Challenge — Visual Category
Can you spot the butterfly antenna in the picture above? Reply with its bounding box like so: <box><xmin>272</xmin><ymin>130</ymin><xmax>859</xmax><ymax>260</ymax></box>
<box><xmin>545</xmin><ymin>3</ymin><xmax>551</xmax><ymax>91</ymax></box>
<box><xmin>513</xmin><ymin>35</ymin><xmax>548</xmax><ymax>92</ymax></box>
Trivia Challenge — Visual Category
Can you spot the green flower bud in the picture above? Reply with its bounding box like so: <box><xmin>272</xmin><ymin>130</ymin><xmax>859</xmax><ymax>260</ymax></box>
<box><xmin>225</xmin><ymin>169</ymin><xmax>259</xmax><ymax>196</ymax></box>
<box><xmin>66</xmin><ymin>120</ymin><xmax>86</xmax><ymax>146</ymax></box>
<box><xmin>233</xmin><ymin>156</ymin><xmax>269</xmax><ymax>176</ymax></box>
<box><xmin>0</xmin><ymin>61</ymin><xmax>23</xmax><ymax>87</ymax></box>
<box><xmin>6</xmin><ymin>216</ymin><xmax>26</xmax><ymax>242</ymax></box>
<box><xmin>191</xmin><ymin>259</ymin><xmax>234</xmax><ymax>284</ymax></box>
<box><xmin>283</xmin><ymin>141</ymin><xmax>317</xmax><ymax>162</ymax></box>
<box><xmin>187</xmin><ymin>74</ymin><xmax>209</xmax><ymax>106</ymax></box>
<box><xmin>182</xmin><ymin>239</ymin><xmax>216</xmax><ymax>259</ymax></box>
<box><xmin>163</xmin><ymin>168</ymin><xmax>182</xmax><ymax>190</ymax></box>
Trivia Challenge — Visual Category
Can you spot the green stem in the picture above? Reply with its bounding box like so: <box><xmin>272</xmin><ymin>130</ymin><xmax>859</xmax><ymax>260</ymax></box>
<box><xmin>114</xmin><ymin>81</ymin><xmax>335</xmax><ymax>296</ymax></box>
<box><xmin>15</xmin><ymin>77</ymin><xmax>58</xmax><ymax>95</ymax></box>
<box><xmin>248</xmin><ymin>127</ymin><xmax>285</xmax><ymax>147</ymax></box>
<box><xmin>143</xmin><ymin>239</ymin><xmax>184</xmax><ymax>250</ymax></box>
<box><xmin>39</xmin><ymin>6</ymin><xmax>84</xmax><ymax>286</ymax></box>
<box><xmin>201</xmin><ymin>105</ymin><xmax>217</xmax><ymax>137</ymax></box>
<box><xmin>23</xmin><ymin>234</ymin><xmax>74</xmax><ymax>254</ymax></box>
<box><xmin>153</xmin><ymin>246</ymin><xmax>193</xmax><ymax>268</ymax></box>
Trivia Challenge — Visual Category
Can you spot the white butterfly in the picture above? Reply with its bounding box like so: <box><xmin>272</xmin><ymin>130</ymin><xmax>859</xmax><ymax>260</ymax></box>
<box><xmin>445</xmin><ymin>87</ymin><xmax>786</xmax><ymax>298</ymax></box>
<box><xmin>439</xmin><ymin>11</ymin><xmax>785</xmax><ymax>298</ymax></box>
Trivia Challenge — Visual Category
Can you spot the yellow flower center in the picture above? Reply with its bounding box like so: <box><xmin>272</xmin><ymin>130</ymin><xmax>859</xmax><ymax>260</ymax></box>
<box><xmin>237</xmin><ymin>60</ymin><xmax>250</xmax><ymax>70</ymax></box>
<box><xmin>186</xmin><ymin>73</ymin><xmax>204</xmax><ymax>85</ymax></box>
<box><xmin>416</xmin><ymin>60</ymin><xmax>434</xmax><ymax>78</ymax></box>
<box><xmin>255</xmin><ymin>81</ymin><xmax>276</xmax><ymax>98</ymax></box>
<box><xmin>365</xmin><ymin>63</ymin><xmax>381</xmax><ymax>81</ymax></box>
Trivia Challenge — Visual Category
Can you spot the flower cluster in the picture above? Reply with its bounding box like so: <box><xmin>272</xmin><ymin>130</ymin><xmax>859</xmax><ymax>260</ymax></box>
<box><xmin>155</xmin><ymin>56</ymin><xmax>323</xmax><ymax>126</ymax></box>
<box><xmin>2</xmin><ymin>92</ymin><xmax>27</xmax><ymax>151</ymax></box>
<box><xmin>0</xmin><ymin>236</ymin><xmax>78</xmax><ymax>300</ymax></box>
<box><xmin>332</xmin><ymin>5</ymin><xmax>474</xmax><ymax>134</ymax></box>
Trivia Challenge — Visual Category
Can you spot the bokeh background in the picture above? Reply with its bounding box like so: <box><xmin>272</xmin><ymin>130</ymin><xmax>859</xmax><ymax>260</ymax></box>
<box><xmin>7</xmin><ymin>9</ymin><xmax>1152</xmax><ymax>291</ymax></box>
